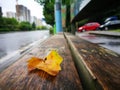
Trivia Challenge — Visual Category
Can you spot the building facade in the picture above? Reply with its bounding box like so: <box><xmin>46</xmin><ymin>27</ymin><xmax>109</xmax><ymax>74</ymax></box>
<box><xmin>31</xmin><ymin>16</ymin><xmax>43</xmax><ymax>26</ymax></box>
<box><xmin>6</xmin><ymin>12</ymin><xmax>16</xmax><ymax>18</ymax></box>
<box><xmin>16</xmin><ymin>5</ymin><xmax>31</xmax><ymax>22</ymax></box>
<box><xmin>0</xmin><ymin>7</ymin><xmax>2</xmax><ymax>17</ymax></box>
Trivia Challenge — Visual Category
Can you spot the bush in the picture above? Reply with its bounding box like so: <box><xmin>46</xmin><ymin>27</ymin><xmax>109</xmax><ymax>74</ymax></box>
<box><xmin>32</xmin><ymin>22</ymin><xmax>36</xmax><ymax>30</ymax></box>
<box><xmin>49</xmin><ymin>27</ymin><xmax>54</xmax><ymax>34</ymax></box>
<box><xmin>19</xmin><ymin>21</ymin><xmax>32</xmax><ymax>31</ymax></box>
<box><xmin>36</xmin><ymin>26</ymin><xmax>48</xmax><ymax>30</ymax></box>
<box><xmin>0</xmin><ymin>17</ymin><xmax>19</xmax><ymax>32</ymax></box>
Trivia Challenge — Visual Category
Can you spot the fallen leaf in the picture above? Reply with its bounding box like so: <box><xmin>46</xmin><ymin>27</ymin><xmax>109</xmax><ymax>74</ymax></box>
<box><xmin>27</xmin><ymin>50</ymin><xmax>63</xmax><ymax>76</ymax></box>
<box><xmin>27</xmin><ymin>57</ymin><xmax>43</xmax><ymax>71</ymax></box>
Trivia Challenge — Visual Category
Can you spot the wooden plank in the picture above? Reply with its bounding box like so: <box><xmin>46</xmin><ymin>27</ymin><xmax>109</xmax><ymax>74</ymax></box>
<box><xmin>0</xmin><ymin>34</ymin><xmax>83</xmax><ymax>90</ymax></box>
<box><xmin>70</xmin><ymin>36</ymin><xmax>120</xmax><ymax>90</ymax></box>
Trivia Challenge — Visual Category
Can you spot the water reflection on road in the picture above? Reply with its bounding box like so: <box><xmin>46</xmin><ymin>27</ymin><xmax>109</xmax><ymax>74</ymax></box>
<box><xmin>0</xmin><ymin>30</ymin><xmax>50</xmax><ymax>58</ymax></box>
<box><xmin>76</xmin><ymin>32</ymin><xmax>120</xmax><ymax>54</ymax></box>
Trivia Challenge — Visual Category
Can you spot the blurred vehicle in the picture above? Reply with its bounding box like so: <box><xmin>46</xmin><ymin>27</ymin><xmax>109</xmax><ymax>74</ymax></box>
<box><xmin>78</xmin><ymin>22</ymin><xmax>100</xmax><ymax>32</ymax></box>
<box><xmin>104</xmin><ymin>16</ymin><xmax>118</xmax><ymax>23</ymax></box>
<box><xmin>99</xmin><ymin>20</ymin><xmax>120</xmax><ymax>30</ymax></box>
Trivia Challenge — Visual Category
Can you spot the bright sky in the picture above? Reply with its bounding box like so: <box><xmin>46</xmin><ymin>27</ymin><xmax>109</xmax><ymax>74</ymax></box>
<box><xmin>0</xmin><ymin>0</ymin><xmax>44</xmax><ymax>19</ymax></box>
<box><xmin>79</xmin><ymin>0</ymin><xmax>90</xmax><ymax>11</ymax></box>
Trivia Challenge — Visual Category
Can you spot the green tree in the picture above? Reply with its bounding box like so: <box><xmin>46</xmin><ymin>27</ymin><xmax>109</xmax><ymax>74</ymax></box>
<box><xmin>35</xmin><ymin>0</ymin><xmax>55</xmax><ymax>26</ymax></box>
<box><xmin>35</xmin><ymin>0</ymin><xmax>72</xmax><ymax>32</ymax></box>
<box><xmin>32</xmin><ymin>22</ymin><xmax>36</xmax><ymax>29</ymax></box>
<box><xmin>19</xmin><ymin>21</ymin><xmax>32</xmax><ymax>31</ymax></box>
<box><xmin>43</xmin><ymin>1</ymin><xmax>54</xmax><ymax>26</ymax></box>
<box><xmin>0</xmin><ymin>17</ymin><xmax>19</xmax><ymax>32</ymax></box>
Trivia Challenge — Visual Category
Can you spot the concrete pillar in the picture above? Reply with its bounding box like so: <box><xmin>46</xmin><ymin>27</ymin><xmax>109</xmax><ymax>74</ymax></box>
<box><xmin>55</xmin><ymin>0</ymin><xmax>62</xmax><ymax>33</ymax></box>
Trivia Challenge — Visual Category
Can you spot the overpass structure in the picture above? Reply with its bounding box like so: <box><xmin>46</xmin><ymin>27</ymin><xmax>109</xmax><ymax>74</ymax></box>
<box><xmin>72</xmin><ymin>0</ymin><xmax>120</xmax><ymax>23</ymax></box>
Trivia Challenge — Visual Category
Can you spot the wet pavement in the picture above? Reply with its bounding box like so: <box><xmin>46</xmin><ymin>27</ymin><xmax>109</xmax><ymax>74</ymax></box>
<box><xmin>76</xmin><ymin>32</ymin><xmax>120</xmax><ymax>54</ymax></box>
<box><xmin>0</xmin><ymin>30</ymin><xmax>50</xmax><ymax>58</ymax></box>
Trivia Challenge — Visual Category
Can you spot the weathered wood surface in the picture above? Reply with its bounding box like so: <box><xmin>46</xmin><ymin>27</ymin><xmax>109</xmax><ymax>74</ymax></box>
<box><xmin>69</xmin><ymin>35</ymin><xmax>120</xmax><ymax>90</ymax></box>
<box><xmin>0</xmin><ymin>34</ymin><xmax>83</xmax><ymax>90</ymax></box>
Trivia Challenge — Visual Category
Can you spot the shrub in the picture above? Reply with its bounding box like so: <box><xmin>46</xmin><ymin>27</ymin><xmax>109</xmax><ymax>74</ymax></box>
<box><xmin>36</xmin><ymin>26</ymin><xmax>48</xmax><ymax>30</ymax></box>
<box><xmin>19</xmin><ymin>21</ymin><xmax>32</xmax><ymax>31</ymax></box>
<box><xmin>49</xmin><ymin>27</ymin><xmax>54</xmax><ymax>34</ymax></box>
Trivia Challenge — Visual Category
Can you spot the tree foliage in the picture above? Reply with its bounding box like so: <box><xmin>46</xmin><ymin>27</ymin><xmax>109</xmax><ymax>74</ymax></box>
<box><xmin>19</xmin><ymin>21</ymin><xmax>32</xmax><ymax>31</ymax></box>
<box><xmin>0</xmin><ymin>17</ymin><xmax>19</xmax><ymax>31</ymax></box>
<box><xmin>32</xmin><ymin>22</ymin><xmax>36</xmax><ymax>29</ymax></box>
<box><xmin>0</xmin><ymin>17</ymin><xmax>47</xmax><ymax>32</ymax></box>
<box><xmin>43</xmin><ymin>0</ymin><xmax>54</xmax><ymax>26</ymax></box>
<box><xmin>35</xmin><ymin>0</ymin><xmax>71</xmax><ymax>31</ymax></box>
<box><xmin>35</xmin><ymin>0</ymin><xmax>55</xmax><ymax>26</ymax></box>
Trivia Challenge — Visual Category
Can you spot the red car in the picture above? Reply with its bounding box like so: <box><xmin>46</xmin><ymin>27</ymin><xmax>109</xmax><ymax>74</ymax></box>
<box><xmin>78</xmin><ymin>22</ymin><xmax>100</xmax><ymax>32</ymax></box>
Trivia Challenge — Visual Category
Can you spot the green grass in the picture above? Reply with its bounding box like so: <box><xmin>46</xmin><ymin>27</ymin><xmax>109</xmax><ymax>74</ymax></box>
<box><xmin>110</xmin><ymin>29</ymin><xmax>120</xmax><ymax>32</ymax></box>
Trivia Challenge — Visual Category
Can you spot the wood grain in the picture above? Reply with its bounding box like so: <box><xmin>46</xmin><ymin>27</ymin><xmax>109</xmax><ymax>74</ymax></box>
<box><xmin>70</xmin><ymin>36</ymin><xmax>120</xmax><ymax>90</ymax></box>
<box><xmin>0</xmin><ymin>34</ymin><xmax>83</xmax><ymax>90</ymax></box>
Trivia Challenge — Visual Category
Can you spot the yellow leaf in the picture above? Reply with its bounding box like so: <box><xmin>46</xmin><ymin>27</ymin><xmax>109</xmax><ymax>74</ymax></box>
<box><xmin>45</xmin><ymin>50</ymin><xmax>63</xmax><ymax>64</ymax></box>
<box><xmin>27</xmin><ymin>50</ymin><xmax>63</xmax><ymax>76</ymax></box>
<box><xmin>27</xmin><ymin>57</ymin><xmax>43</xmax><ymax>71</ymax></box>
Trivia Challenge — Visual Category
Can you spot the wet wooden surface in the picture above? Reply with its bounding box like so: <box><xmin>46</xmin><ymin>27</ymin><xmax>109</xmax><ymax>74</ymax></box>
<box><xmin>69</xmin><ymin>35</ymin><xmax>120</xmax><ymax>90</ymax></box>
<box><xmin>0</xmin><ymin>34</ymin><xmax>83</xmax><ymax>90</ymax></box>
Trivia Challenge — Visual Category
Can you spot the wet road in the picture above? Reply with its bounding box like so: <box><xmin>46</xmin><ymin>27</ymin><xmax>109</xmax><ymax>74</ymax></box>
<box><xmin>0</xmin><ymin>30</ymin><xmax>50</xmax><ymax>58</ymax></box>
<box><xmin>76</xmin><ymin>32</ymin><xmax>120</xmax><ymax>54</ymax></box>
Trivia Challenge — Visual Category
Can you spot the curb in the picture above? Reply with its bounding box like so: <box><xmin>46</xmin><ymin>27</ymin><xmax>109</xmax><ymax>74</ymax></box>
<box><xmin>88</xmin><ymin>31</ymin><xmax>120</xmax><ymax>37</ymax></box>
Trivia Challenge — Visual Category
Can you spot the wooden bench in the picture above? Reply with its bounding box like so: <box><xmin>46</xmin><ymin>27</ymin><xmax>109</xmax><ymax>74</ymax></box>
<box><xmin>65</xmin><ymin>33</ymin><xmax>120</xmax><ymax>90</ymax></box>
<box><xmin>0</xmin><ymin>34</ymin><xmax>83</xmax><ymax>90</ymax></box>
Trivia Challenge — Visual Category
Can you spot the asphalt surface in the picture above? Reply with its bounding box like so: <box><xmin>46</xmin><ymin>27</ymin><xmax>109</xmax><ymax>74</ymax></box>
<box><xmin>0</xmin><ymin>31</ymin><xmax>50</xmax><ymax>58</ymax></box>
